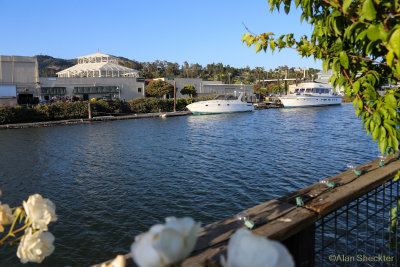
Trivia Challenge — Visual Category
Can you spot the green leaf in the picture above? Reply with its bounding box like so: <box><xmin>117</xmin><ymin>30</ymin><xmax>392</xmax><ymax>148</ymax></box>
<box><xmin>372</xmin><ymin>125</ymin><xmax>379</xmax><ymax>142</ymax></box>
<box><xmin>255</xmin><ymin>42</ymin><xmax>262</xmax><ymax>53</ymax></box>
<box><xmin>379</xmin><ymin>126</ymin><xmax>387</xmax><ymax>141</ymax></box>
<box><xmin>332</xmin><ymin>58</ymin><xmax>341</xmax><ymax>73</ymax></box>
<box><xmin>322</xmin><ymin>58</ymin><xmax>330</xmax><ymax>72</ymax></box>
<box><xmin>353</xmin><ymin>81</ymin><xmax>360</xmax><ymax>94</ymax></box>
<box><xmin>387</xmin><ymin>50</ymin><xmax>395</xmax><ymax>67</ymax></box>
<box><xmin>357</xmin><ymin>98</ymin><xmax>363</xmax><ymax>110</ymax></box>
<box><xmin>361</xmin><ymin>0</ymin><xmax>376</xmax><ymax>21</ymax></box>
<box><xmin>384</xmin><ymin>122</ymin><xmax>394</xmax><ymax>136</ymax></box>
<box><xmin>242</xmin><ymin>33</ymin><xmax>250</xmax><ymax>44</ymax></box>
<box><xmin>389</xmin><ymin>28</ymin><xmax>400</xmax><ymax>58</ymax></box>
<box><xmin>393</xmin><ymin>136</ymin><xmax>399</xmax><ymax>151</ymax></box>
<box><xmin>385</xmin><ymin>93</ymin><xmax>397</xmax><ymax>109</ymax></box>
<box><xmin>373</xmin><ymin>112</ymin><xmax>381</xmax><ymax>126</ymax></box>
<box><xmin>356</xmin><ymin>29</ymin><xmax>368</xmax><ymax>41</ymax></box>
<box><xmin>367</xmin><ymin>25</ymin><xmax>388</xmax><ymax>42</ymax></box>
<box><xmin>270</xmin><ymin>39</ymin><xmax>276</xmax><ymax>50</ymax></box>
<box><xmin>343</xmin><ymin>0</ymin><xmax>352</xmax><ymax>13</ymax></box>
<box><xmin>380</xmin><ymin>138</ymin><xmax>388</xmax><ymax>154</ymax></box>
<box><xmin>340</xmin><ymin>51</ymin><xmax>349</xmax><ymax>69</ymax></box>
<box><xmin>284</xmin><ymin>0</ymin><xmax>290</xmax><ymax>14</ymax></box>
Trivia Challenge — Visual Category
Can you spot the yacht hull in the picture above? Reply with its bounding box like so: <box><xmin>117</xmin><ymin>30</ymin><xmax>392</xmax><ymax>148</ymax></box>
<box><xmin>279</xmin><ymin>95</ymin><xmax>342</xmax><ymax>108</ymax></box>
<box><xmin>186</xmin><ymin>100</ymin><xmax>254</xmax><ymax>114</ymax></box>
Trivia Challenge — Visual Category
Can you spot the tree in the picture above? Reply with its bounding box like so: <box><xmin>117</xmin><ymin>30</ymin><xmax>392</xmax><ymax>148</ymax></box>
<box><xmin>180</xmin><ymin>85</ymin><xmax>197</xmax><ymax>97</ymax></box>
<box><xmin>146</xmin><ymin>80</ymin><xmax>174</xmax><ymax>98</ymax></box>
<box><xmin>242</xmin><ymin>0</ymin><xmax>400</xmax><ymax>155</ymax></box>
<box><xmin>254</xmin><ymin>83</ymin><xmax>262</xmax><ymax>94</ymax></box>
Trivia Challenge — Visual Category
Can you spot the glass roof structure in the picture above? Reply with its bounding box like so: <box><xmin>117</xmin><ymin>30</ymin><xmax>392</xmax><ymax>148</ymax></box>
<box><xmin>56</xmin><ymin>53</ymin><xmax>139</xmax><ymax>78</ymax></box>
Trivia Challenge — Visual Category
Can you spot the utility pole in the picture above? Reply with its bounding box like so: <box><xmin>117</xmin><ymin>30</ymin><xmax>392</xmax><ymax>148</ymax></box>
<box><xmin>88</xmin><ymin>102</ymin><xmax>92</xmax><ymax>119</ymax></box>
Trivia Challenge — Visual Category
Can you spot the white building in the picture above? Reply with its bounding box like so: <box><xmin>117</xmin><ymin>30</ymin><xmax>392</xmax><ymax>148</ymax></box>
<box><xmin>57</xmin><ymin>53</ymin><xmax>139</xmax><ymax>78</ymax></box>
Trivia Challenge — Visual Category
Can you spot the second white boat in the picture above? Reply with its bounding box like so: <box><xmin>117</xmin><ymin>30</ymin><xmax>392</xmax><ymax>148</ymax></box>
<box><xmin>279</xmin><ymin>82</ymin><xmax>342</xmax><ymax>108</ymax></box>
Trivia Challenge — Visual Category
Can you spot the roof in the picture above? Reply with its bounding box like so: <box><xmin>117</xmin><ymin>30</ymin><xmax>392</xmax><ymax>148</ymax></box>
<box><xmin>76</xmin><ymin>52</ymin><xmax>111</xmax><ymax>59</ymax></box>
<box><xmin>56</xmin><ymin>62</ymin><xmax>139</xmax><ymax>77</ymax></box>
<box><xmin>56</xmin><ymin>52</ymin><xmax>139</xmax><ymax>77</ymax></box>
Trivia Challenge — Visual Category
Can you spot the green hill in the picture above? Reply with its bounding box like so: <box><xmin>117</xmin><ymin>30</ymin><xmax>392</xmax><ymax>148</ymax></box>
<box><xmin>36</xmin><ymin>55</ymin><xmax>76</xmax><ymax>77</ymax></box>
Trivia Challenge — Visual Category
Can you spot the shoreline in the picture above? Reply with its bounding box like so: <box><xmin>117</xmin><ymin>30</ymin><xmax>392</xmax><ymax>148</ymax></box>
<box><xmin>0</xmin><ymin>111</ymin><xmax>191</xmax><ymax>130</ymax></box>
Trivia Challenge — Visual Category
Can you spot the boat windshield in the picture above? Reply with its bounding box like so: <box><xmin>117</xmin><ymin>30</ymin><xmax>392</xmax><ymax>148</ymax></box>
<box><xmin>213</xmin><ymin>95</ymin><xmax>238</xmax><ymax>100</ymax></box>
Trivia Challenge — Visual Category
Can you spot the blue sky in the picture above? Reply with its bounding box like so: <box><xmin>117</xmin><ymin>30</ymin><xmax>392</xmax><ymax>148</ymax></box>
<box><xmin>0</xmin><ymin>0</ymin><xmax>321</xmax><ymax>70</ymax></box>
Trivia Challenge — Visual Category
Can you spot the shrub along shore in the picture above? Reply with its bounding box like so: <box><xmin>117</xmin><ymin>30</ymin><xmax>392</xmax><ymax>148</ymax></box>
<box><xmin>0</xmin><ymin>96</ymin><xmax>215</xmax><ymax>125</ymax></box>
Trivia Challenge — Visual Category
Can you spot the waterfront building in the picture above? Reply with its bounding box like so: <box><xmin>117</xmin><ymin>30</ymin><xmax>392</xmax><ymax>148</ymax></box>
<box><xmin>0</xmin><ymin>55</ymin><xmax>40</xmax><ymax>106</ymax></box>
<box><xmin>39</xmin><ymin>53</ymin><xmax>145</xmax><ymax>101</ymax></box>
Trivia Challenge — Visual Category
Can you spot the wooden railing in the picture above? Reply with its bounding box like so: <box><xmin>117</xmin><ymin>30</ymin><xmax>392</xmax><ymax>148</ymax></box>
<box><xmin>95</xmin><ymin>155</ymin><xmax>400</xmax><ymax>267</ymax></box>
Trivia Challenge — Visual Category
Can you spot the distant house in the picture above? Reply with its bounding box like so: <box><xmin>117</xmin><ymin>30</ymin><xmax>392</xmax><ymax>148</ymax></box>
<box><xmin>0</xmin><ymin>55</ymin><xmax>40</xmax><ymax>106</ymax></box>
<box><xmin>39</xmin><ymin>53</ymin><xmax>145</xmax><ymax>101</ymax></box>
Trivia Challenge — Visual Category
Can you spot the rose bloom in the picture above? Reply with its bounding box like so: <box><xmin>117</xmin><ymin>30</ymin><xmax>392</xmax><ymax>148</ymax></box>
<box><xmin>131</xmin><ymin>217</ymin><xmax>201</xmax><ymax>267</ymax></box>
<box><xmin>23</xmin><ymin>194</ymin><xmax>57</xmax><ymax>230</ymax></box>
<box><xmin>0</xmin><ymin>202</ymin><xmax>14</xmax><ymax>232</ymax></box>
<box><xmin>221</xmin><ymin>228</ymin><xmax>294</xmax><ymax>267</ymax></box>
<box><xmin>17</xmin><ymin>228</ymin><xmax>55</xmax><ymax>264</ymax></box>
<box><xmin>100</xmin><ymin>255</ymin><xmax>126</xmax><ymax>267</ymax></box>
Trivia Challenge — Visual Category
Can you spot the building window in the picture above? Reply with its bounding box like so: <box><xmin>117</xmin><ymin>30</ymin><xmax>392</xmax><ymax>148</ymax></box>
<box><xmin>138</xmin><ymin>88</ymin><xmax>142</xmax><ymax>93</ymax></box>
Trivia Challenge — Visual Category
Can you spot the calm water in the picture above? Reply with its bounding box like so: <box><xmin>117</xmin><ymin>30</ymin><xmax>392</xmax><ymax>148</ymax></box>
<box><xmin>0</xmin><ymin>103</ymin><xmax>378</xmax><ymax>266</ymax></box>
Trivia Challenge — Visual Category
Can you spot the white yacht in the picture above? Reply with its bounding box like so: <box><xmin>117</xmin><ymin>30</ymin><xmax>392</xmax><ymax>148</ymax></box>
<box><xmin>279</xmin><ymin>82</ymin><xmax>342</xmax><ymax>108</ymax></box>
<box><xmin>186</xmin><ymin>92</ymin><xmax>254</xmax><ymax>114</ymax></box>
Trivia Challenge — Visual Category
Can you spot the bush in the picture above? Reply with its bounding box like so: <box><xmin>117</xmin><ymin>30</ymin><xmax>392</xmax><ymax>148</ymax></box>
<box><xmin>0</xmin><ymin>96</ymin><xmax>218</xmax><ymax>125</ymax></box>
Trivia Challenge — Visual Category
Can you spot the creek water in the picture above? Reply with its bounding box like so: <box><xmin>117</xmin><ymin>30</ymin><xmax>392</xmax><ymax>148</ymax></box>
<box><xmin>0</xmin><ymin>103</ymin><xmax>378</xmax><ymax>266</ymax></box>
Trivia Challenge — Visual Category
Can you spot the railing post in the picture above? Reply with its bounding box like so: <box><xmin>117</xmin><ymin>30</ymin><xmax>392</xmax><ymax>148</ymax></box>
<box><xmin>283</xmin><ymin>223</ymin><xmax>315</xmax><ymax>267</ymax></box>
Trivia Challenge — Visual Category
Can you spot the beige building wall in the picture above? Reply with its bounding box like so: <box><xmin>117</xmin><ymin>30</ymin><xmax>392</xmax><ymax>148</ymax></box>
<box><xmin>0</xmin><ymin>55</ymin><xmax>39</xmax><ymax>99</ymax></box>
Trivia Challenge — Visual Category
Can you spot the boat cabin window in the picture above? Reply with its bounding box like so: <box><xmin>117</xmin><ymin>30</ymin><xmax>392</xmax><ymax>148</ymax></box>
<box><xmin>214</xmin><ymin>95</ymin><xmax>237</xmax><ymax>100</ymax></box>
<box><xmin>294</xmin><ymin>89</ymin><xmax>299</xmax><ymax>93</ymax></box>
<box><xmin>305</xmin><ymin>88</ymin><xmax>312</xmax><ymax>93</ymax></box>
<box><xmin>300</xmin><ymin>88</ymin><xmax>305</xmax><ymax>93</ymax></box>
<box><xmin>323</xmin><ymin>89</ymin><xmax>329</xmax><ymax>93</ymax></box>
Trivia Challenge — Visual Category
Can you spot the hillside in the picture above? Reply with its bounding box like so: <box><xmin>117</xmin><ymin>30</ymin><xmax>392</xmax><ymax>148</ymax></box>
<box><xmin>36</xmin><ymin>55</ymin><xmax>76</xmax><ymax>77</ymax></box>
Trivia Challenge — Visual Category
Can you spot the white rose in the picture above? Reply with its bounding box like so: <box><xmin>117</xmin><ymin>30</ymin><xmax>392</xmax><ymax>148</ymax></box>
<box><xmin>16</xmin><ymin>228</ymin><xmax>55</xmax><ymax>264</ymax></box>
<box><xmin>131</xmin><ymin>217</ymin><xmax>201</xmax><ymax>267</ymax></box>
<box><xmin>23</xmin><ymin>194</ymin><xmax>57</xmax><ymax>230</ymax></box>
<box><xmin>100</xmin><ymin>255</ymin><xmax>126</xmax><ymax>267</ymax></box>
<box><xmin>221</xmin><ymin>228</ymin><xmax>294</xmax><ymax>267</ymax></box>
<box><xmin>0</xmin><ymin>202</ymin><xmax>14</xmax><ymax>232</ymax></box>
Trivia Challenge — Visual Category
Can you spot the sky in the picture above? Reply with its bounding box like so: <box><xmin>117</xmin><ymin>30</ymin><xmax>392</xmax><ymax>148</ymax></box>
<box><xmin>0</xmin><ymin>0</ymin><xmax>322</xmax><ymax>70</ymax></box>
